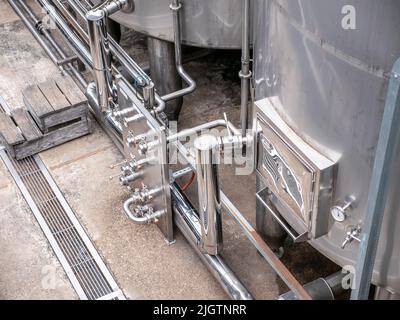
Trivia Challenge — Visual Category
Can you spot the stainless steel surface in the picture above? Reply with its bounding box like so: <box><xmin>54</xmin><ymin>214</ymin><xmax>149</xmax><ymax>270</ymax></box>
<box><xmin>194</xmin><ymin>135</ymin><xmax>223</xmax><ymax>256</ymax></box>
<box><xmin>39</xmin><ymin>0</ymin><xmax>160</xmax><ymax>109</ymax></box>
<box><xmin>7</xmin><ymin>0</ymin><xmax>58</xmax><ymax>64</ymax></box>
<box><xmin>279</xmin><ymin>272</ymin><xmax>346</xmax><ymax>300</ymax></box>
<box><xmin>171</xmin><ymin>183</ymin><xmax>253</xmax><ymax>300</ymax></box>
<box><xmin>341</xmin><ymin>225</ymin><xmax>361</xmax><ymax>249</ymax></box>
<box><xmin>254</xmin><ymin>98</ymin><xmax>335</xmax><ymax>240</ymax></box>
<box><xmin>160</xmin><ymin>0</ymin><xmax>196</xmax><ymax>103</ymax></box>
<box><xmin>0</xmin><ymin>151</ymin><xmax>124</xmax><ymax>300</ymax></box>
<box><xmin>117</xmin><ymin>75</ymin><xmax>174</xmax><ymax>242</ymax></box>
<box><xmin>123</xmin><ymin>197</ymin><xmax>165</xmax><ymax>225</ymax></box>
<box><xmin>255</xmin><ymin>172</ymin><xmax>287</xmax><ymax>251</ymax></box>
<box><xmin>374</xmin><ymin>287</ymin><xmax>400</xmax><ymax>300</ymax></box>
<box><xmin>93</xmin><ymin>0</ymin><xmax>244</xmax><ymax>49</ymax></box>
<box><xmin>351</xmin><ymin>59</ymin><xmax>400</xmax><ymax>300</ymax></box>
<box><xmin>86</xmin><ymin>0</ymin><xmax>131</xmax><ymax>111</ymax></box>
<box><xmin>147</xmin><ymin>37</ymin><xmax>182</xmax><ymax>120</ymax></box>
<box><xmin>253</xmin><ymin>0</ymin><xmax>400</xmax><ymax>295</ymax></box>
<box><xmin>86</xmin><ymin>6</ymin><xmax>112</xmax><ymax>111</ymax></box>
<box><xmin>167</xmin><ymin>119</ymin><xmax>241</xmax><ymax>142</ymax></box>
<box><xmin>330</xmin><ymin>197</ymin><xmax>355</xmax><ymax>223</ymax></box>
<box><xmin>17</xmin><ymin>0</ymin><xmax>87</xmax><ymax>88</ymax></box>
<box><xmin>221</xmin><ymin>192</ymin><xmax>312</xmax><ymax>300</ymax></box>
<box><xmin>38</xmin><ymin>0</ymin><xmax>92</xmax><ymax>67</ymax></box>
<box><xmin>256</xmin><ymin>188</ymin><xmax>308</xmax><ymax>243</ymax></box>
<box><xmin>240</xmin><ymin>0</ymin><xmax>252</xmax><ymax>137</ymax></box>
<box><xmin>23</xmin><ymin>0</ymin><xmax>328</xmax><ymax>299</ymax></box>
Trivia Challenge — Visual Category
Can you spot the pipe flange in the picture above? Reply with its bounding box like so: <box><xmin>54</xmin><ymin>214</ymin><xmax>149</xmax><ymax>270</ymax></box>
<box><xmin>169</xmin><ymin>2</ymin><xmax>182</xmax><ymax>11</ymax></box>
<box><xmin>239</xmin><ymin>70</ymin><xmax>252</xmax><ymax>80</ymax></box>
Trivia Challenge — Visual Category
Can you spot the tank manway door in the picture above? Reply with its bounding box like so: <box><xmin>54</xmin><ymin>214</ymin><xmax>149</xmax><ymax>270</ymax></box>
<box><xmin>254</xmin><ymin>97</ymin><xmax>336</xmax><ymax>241</ymax></box>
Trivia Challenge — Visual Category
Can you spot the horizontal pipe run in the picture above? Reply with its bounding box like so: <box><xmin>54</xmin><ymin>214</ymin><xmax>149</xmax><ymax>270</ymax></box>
<box><xmin>8</xmin><ymin>0</ymin><xmax>59</xmax><ymax>64</ymax></box>
<box><xmin>50</xmin><ymin>0</ymin><xmax>89</xmax><ymax>42</ymax></box>
<box><xmin>10</xmin><ymin>0</ymin><xmax>87</xmax><ymax>89</ymax></box>
<box><xmin>38</xmin><ymin>0</ymin><xmax>93</xmax><ymax>67</ymax></box>
<box><xmin>171</xmin><ymin>183</ymin><xmax>253</xmax><ymax>300</ymax></box>
<box><xmin>167</xmin><ymin>119</ymin><xmax>241</xmax><ymax>142</ymax></box>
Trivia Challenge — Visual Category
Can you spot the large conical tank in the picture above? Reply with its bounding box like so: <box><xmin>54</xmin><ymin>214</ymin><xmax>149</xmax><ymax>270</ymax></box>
<box><xmin>253</xmin><ymin>0</ymin><xmax>400</xmax><ymax>294</ymax></box>
<box><xmin>105</xmin><ymin>0</ymin><xmax>243</xmax><ymax>49</ymax></box>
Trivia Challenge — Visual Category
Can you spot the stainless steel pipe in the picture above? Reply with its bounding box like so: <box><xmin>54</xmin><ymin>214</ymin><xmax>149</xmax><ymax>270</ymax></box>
<box><xmin>167</xmin><ymin>119</ymin><xmax>241</xmax><ymax>142</ymax></box>
<box><xmin>86</xmin><ymin>0</ymin><xmax>128</xmax><ymax>111</ymax></box>
<box><xmin>161</xmin><ymin>0</ymin><xmax>196</xmax><ymax>102</ymax></box>
<box><xmin>58</xmin><ymin>0</ymin><xmax>152</xmax><ymax>87</ymax></box>
<box><xmin>239</xmin><ymin>0</ymin><xmax>251</xmax><ymax>137</ymax></box>
<box><xmin>37</xmin><ymin>0</ymin><xmax>92</xmax><ymax>67</ymax></box>
<box><xmin>279</xmin><ymin>272</ymin><xmax>347</xmax><ymax>300</ymax></box>
<box><xmin>9</xmin><ymin>0</ymin><xmax>87</xmax><ymax>89</ymax></box>
<box><xmin>123</xmin><ymin>197</ymin><xmax>165</xmax><ymax>225</ymax></box>
<box><xmin>8</xmin><ymin>0</ymin><xmax>58</xmax><ymax>64</ymax></box>
<box><xmin>40</xmin><ymin>0</ymin><xmax>162</xmax><ymax>113</ymax></box>
<box><xmin>171</xmin><ymin>183</ymin><xmax>253</xmax><ymax>300</ymax></box>
<box><xmin>194</xmin><ymin>135</ymin><xmax>223</xmax><ymax>256</ymax></box>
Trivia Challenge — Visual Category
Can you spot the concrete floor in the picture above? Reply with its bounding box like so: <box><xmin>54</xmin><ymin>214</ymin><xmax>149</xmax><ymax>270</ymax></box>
<box><xmin>0</xmin><ymin>0</ymin><xmax>339</xmax><ymax>300</ymax></box>
<box><xmin>0</xmin><ymin>0</ymin><xmax>76</xmax><ymax>299</ymax></box>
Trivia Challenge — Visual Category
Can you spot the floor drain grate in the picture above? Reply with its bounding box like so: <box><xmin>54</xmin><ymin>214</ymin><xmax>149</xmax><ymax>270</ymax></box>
<box><xmin>0</xmin><ymin>150</ymin><xmax>125</xmax><ymax>300</ymax></box>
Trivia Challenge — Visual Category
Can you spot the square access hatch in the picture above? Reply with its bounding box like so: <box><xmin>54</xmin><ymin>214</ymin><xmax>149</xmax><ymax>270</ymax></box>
<box><xmin>254</xmin><ymin>97</ymin><xmax>336</xmax><ymax>240</ymax></box>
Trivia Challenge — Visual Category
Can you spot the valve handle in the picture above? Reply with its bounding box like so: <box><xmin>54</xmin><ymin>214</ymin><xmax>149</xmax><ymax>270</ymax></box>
<box><xmin>223</xmin><ymin>112</ymin><xmax>233</xmax><ymax>138</ymax></box>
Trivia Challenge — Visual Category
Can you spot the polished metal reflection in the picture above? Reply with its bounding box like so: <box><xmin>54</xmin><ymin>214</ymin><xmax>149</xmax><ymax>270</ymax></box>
<box><xmin>160</xmin><ymin>0</ymin><xmax>196</xmax><ymax>102</ymax></box>
<box><xmin>253</xmin><ymin>0</ymin><xmax>400</xmax><ymax>295</ymax></box>
<box><xmin>171</xmin><ymin>183</ymin><xmax>253</xmax><ymax>300</ymax></box>
<box><xmin>194</xmin><ymin>135</ymin><xmax>223</xmax><ymax>256</ymax></box>
<box><xmin>93</xmin><ymin>0</ymin><xmax>245</xmax><ymax>49</ymax></box>
<box><xmin>86</xmin><ymin>0</ymin><xmax>129</xmax><ymax>111</ymax></box>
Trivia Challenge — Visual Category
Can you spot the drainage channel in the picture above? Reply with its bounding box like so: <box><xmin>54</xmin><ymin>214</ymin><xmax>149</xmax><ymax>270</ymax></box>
<box><xmin>0</xmin><ymin>149</ymin><xmax>125</xmax><ymax>300</ymax></box>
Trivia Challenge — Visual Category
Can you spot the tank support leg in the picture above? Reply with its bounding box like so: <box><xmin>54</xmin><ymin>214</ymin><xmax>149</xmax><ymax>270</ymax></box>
<box><xmin>147</xmin><ymin>37</ymin><xmax>183</xmax><ymax>121</ymax></box>
<box><xmin>256</xmin><ymin>173</ymin><xmax>287</xmax><ymax>254</ymax></box>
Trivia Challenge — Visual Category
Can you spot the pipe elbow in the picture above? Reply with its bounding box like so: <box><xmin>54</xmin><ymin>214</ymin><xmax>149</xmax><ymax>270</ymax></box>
<box><xmin>86</xmin><ymin>9</ymin><xmax>104</xmax><ymax>22</ymax></box>
<box><xmin>154</xmin><ymin>94</ymin><xmax>166</xmax><ymax>113</ymax></box>
<box><xmin>123</xmin><ymin>198</ymin><xmax>149</xmax><ymax>225</ymax></box>
<box><xmin>177</xmin><ymin>65</ymin><xmax>196</xmax><ymax>93</ymax></box>
<box><xmin>123</xmin><ymin>198</ymin><xmax>165</xmax><ymax>225</ymax></box>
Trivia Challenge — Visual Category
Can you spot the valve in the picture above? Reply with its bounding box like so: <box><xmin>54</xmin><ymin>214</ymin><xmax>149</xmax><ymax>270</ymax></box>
<box><xmin>128</xmin><ymin>185</ymin><xmax>161</xmax><ymax>205</ymax></box>
<box><xmin>138</xmin><ymin>140</ymin><xmax>149</xmax><ymax>155</ymax></box>
<box><xmin>133</xmin><ymin>205</ymin><xmax>164</xmax><ymax>224</ymax></box>
<box><xmin>341</xmin><ymin>225</ymin><xmax>361</xmax><ymax>249</ymax></box>
<box><xmin>119</xmin><ymin>171</ymin><xmax>144</xmax><ymax>186</ymax></box>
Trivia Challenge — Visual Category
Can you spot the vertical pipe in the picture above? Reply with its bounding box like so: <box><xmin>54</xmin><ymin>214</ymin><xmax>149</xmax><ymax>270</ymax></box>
<box><xmin>86</xmin><ymin>0</ymin><xmax>128</xmax><ymax>112</ymax></box>
<box><xmin>240</xmin><ymin>0</ymin><xmax>251</xmax><ymax>137</ymax></box>
<box><xmin>86</xmin><ymin>9</ymin><xmax>110</xmax><ymax>112</ymax></box>
<box><xmin>142</xmin><ymin>82</ymin><xmax>155</xmax><ymax>109</ymax></box>
<box><xmin>147</xmin><ymin>36</ymin><xmax>183</xmax><ymax>120</ymax></box>
<box><xmin>171</xmin><ymin>183</ymin><xmax>253</xmax><ymax>300</ymax></box>
<box><xmin>194</xmin><ymin>135</ymin><xmax>223</xmax><ymax>256</ymax></box>
<box><xmin>161</xmin><ymin>0</ymin><xmax>196</xmax><ymax>102</ymax></box>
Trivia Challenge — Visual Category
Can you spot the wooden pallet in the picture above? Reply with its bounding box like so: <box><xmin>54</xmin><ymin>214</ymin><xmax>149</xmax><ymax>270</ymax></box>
<box><xmin>0</xmin><ymin>77</ymin><xmax>92</xmax><ymax>159</ymax></box>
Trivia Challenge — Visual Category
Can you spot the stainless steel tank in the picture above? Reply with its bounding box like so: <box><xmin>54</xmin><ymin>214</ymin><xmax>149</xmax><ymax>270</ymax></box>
<box><xmin>253</xmin><ymin>0</ymin><xmax>400</xmax><ymax>295</ymax></box>
<box><xmin>106</xmin><ymin>0</ymin><xmax>243</xmax><ymax>49</ymax></box>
